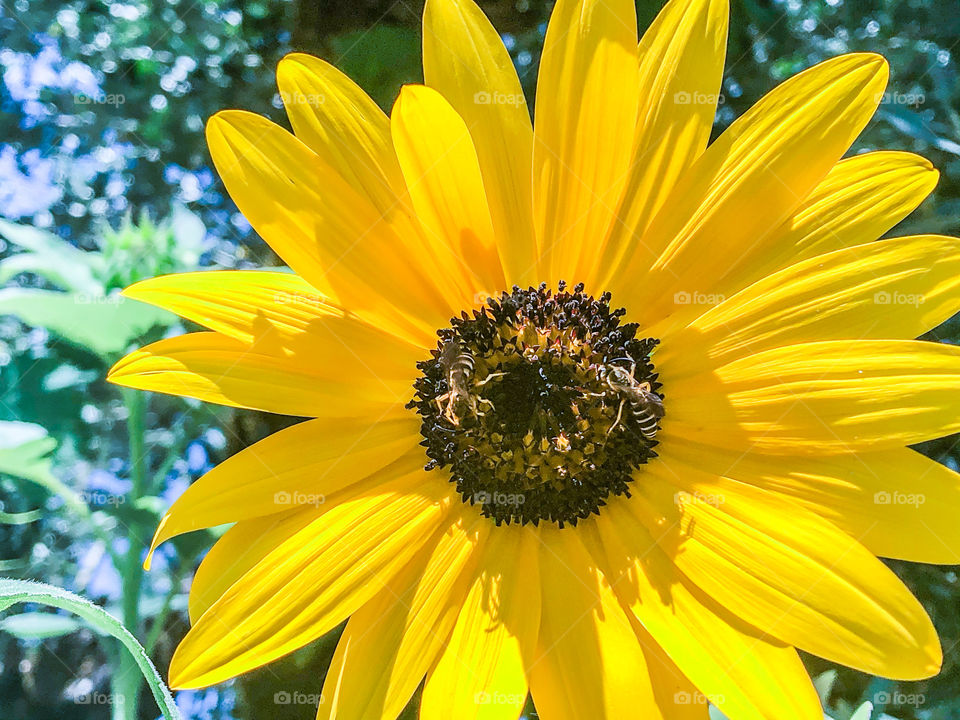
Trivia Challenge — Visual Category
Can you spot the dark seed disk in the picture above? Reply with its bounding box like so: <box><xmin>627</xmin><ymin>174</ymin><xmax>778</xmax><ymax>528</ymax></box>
<box><xmin>408</xmin><ymin>282</ymin><xmax>663</xmax><ymax>527</ymax></box>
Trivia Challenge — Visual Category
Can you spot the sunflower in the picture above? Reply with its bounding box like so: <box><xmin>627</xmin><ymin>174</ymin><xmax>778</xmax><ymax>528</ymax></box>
<box><xmin>107</xmin><ymin>0</ymin><xmax>960</xmax><ymax>717</ymax></box>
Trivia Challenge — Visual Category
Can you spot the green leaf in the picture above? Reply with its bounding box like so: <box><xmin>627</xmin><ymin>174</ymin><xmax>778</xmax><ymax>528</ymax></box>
<box><xmin>0</xmin><ymin>508</ymin><xmax>43</xmax><ymax>524</ymax></box>
<box><xmin>0</xmin><ymin>421</ymin><xmax>87</xmax><ymax>516</ymax></box>
<box><xmin>0</xmin><ymin>288</ymin><xmax>175</xmax><ymax>359</ymax></box>
<box><xmin>813</xmin><ymin>669</ymin><xmax>838</xmax><ymax>706</ymax></box>
<box><xmin>0</xmin><ymin>421</ymin><xmax>57</xmax><ymax>485</ymax></box>
<box><xmin>0</xmin><ymin>219</ymin><xmax>104</xmax><ymax>294</ymax></box>
<box><xmin>0</xmin><ymin>578</ymin><xmax>181</xmax><ymax>720</ymax></box>
<box><xmin>849</xmin><ymin>702</ymin><xmax>873</xmax><ymax>720</ymax></box>
<box><xmin>0</xmin><ymin>611</ymin><xmax>82</xmax><ymax>639</ymax></box>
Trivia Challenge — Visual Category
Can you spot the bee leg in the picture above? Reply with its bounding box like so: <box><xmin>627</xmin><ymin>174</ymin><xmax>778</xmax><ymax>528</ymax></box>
<box><xmin>435</xmin><ymin>392</ymin><xmax>452</xmax><ymax>416</ymax></box>
<box><xmin>439</xmin><ymin>394</ymin><xmax>461</xmax><ymax>426</ymax></box>
<box><xmin>475</xmin><ymin>372</ymin><xmax>506</xmax><ymax>387</ymax></box>
<box><xmin>607</xmin><ymin>399</ymin><xmax>626</xmax><ymax>437</ymax></box>
<box><xmin>476</xmin><ymin>397</ymin><xmax>495</xmax><ymax>416</ymax></box>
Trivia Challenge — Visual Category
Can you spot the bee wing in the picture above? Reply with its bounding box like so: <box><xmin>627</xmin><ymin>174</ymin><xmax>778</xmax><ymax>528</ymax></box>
<box><xmin>438</xmin><ymin>340</ymin><xmax>459</xmax><ymax>367</ymax></box>
<box><xmin>642</xmin><ymin>391</ymin><xmax>666</xmax><ymax>418</ymax></box>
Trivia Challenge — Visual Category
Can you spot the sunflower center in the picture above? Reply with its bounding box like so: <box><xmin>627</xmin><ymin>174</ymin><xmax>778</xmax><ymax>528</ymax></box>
<box><xmin>409</xmin><ymin>282</ymin><xmax>664</xmax><ymax>527</ymax></box>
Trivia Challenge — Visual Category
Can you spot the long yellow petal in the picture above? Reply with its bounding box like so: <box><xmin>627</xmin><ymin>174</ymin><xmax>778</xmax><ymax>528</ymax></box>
<box><xmin>316</xmin><ymin>509</ymin><xmax>484</xmax><ymax>720</ymax></box>
<box><xmin>188</xmin><ymin>507</ymin><xmax>319</xmax><ymax>623</ymax></box>
<box><xmin>206</xmin><ymin>111</ymin><xmax>454</xmax><ymax>344</ymax></box>
<box><xmin>108</xmin><ymin>332</ymin><xmax>411</xmax><ymax>418</ymax></box>
<box><xmin>634</xmin><ymin>457</ymin><xmax>941</xmax><ymax>680</ymax></box>
<box><xmin>707</xmin><ymin>151</ymin><xmax>940</xmax><ymax>296</ymax></box>
<box><xmin>420</xmin><ymin>525</ymin><xmax>540</xmax><ymax>720</ymax></box>
<box><xmin>527</xmin><ymin>526</ymin><xmax>665</xmax><ymax>720</ymax></box>
<box><xmin>667</xmin><ymin>440</ymin><xmax>960</xmax><ymax>564</ymax></box>
<box><xmin>122</xmin><ymin>270</ymin><xmax>336</xmax><ymax>338</ymax></box>
<box><xmin>422</xmin><ymin>0</ymin><xmax>537</xmax><ymax>286</ymax></box>
<box><xmin>534</xmin><ymin>0</ymin><xmax>639</xmax><ymax>284</ymax></box>
<box><xmin>636</xmin><ymin>636</ymin><xmax>710</xmax><ymax>720</ymax></box>
<box><xmin>611</xmin><ymin>53</ymin><xmax>888</xmax><ymax>326</ymax></box>
<box><xmin>123</xmin><ymin>271</ymin><xmax>427</xmax><ymax>365</ymax></box>
<box><xmin>145</xmin><ymin>419</ymin><xmax>422</xmax><ymax>567</ymax></box>
<box><xmin>658</xmin><ymin>235</ymin><xmax>960</xmax><ymax>374</ymax></box>
<box><xmin>391</xmin><ymin>85</ymin><xmax>505</xmax><ymax>297</ymax></box>
<box><xmin>595</xmin><ymin>0</ymin><xmax>728</xmax><ymax>288</ymax></box>
<box><xmin>583</xmin><ymin>503</ymin><xmax>824</xmax><ymax>720</ymax></box>
<box><xmin>169</xmin><ymin>472</ymin><xmax>453</xmax><ymax>689</ymax></box>
<box><xmin>666</xmin><ymin>339</ymin><xmax>960</xmax><ymax>454</ymax></box>
<box><xmin>276</xmin><ymin>53</ymin><xmax>410</xmax><ymax>215</ymax></box>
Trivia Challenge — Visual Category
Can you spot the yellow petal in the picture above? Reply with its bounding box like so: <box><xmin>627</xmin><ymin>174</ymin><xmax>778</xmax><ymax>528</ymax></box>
<box><xmin>420</xmin><ymin>525</ymin><xmax>540</xmax><ymax>720</ymax></box>
<box><xmin>422</xmin><ymin>0</ymin><xmax>537</xmax><ymax>287</ymax></box>
<box><xmin>583</xmin><ymin>503</ymin><xmax>823</xmax><ymax>720</ymax></box>
<box><xmin>276</xmin><ymin>53</ymin><xmax>409</xmax><ymax>215</ymax></box>
<box><xmin>659</xmin><ymin>235</ymin><xmax>960</xmax><ymax>374</ymax></box>
<box><xmin>634</xmin><ymin>457</ymin><xmax>941</xmax><ymax>680</ymax></box>
<box><xmin>527</xmin><ymin>526</ymin><xmax>665</xmax><ymax>720</ymax></box>
<box><xmin>611</xmin><ymin>53</ymin><xmax>889</xmax><ymax>326</ymax></box>
<box><xmin>169</xmin><ymin>471</ymin><xmax>453</xmax><ymax>689</ymax></box>
<box><xmin>637</xmin><ymin>637</ymin><xmax>710</xmax><ymax>720</ymax></box>
<box><xmin>666</xmin><ymin>340</ymin><xmax>960</xmax><ymax>454</ymax></box>
<box><xmin>145</xmin><ymin>418</ymin><xmax>422</xmax><ymax>567</ymax></box>
<box><xmin>534</xmin><ymin>0</ymin><xmax>639</xmax><ymax>284</ymax></box>
<box><xmin>188</xmin><ymin>507</ymin><xmax>319</xmax><ymax>623</ymax></box>
<box><xmin>275</xmin><ymin>56</ymin><xmax>478</xmax><ymax>320</ymax></box>
<box><xmin>391</xmin><ymin>85</ymin><xmax>505</xmax><ymax>296</ymax></box>
<box><xmin>596</xmin><ymin>0</ymin><xmax>728</xmax><ymax>288</ymax></box>
<box><xmin>108</xmin><ymin>332</ymin><xmax>412</xmax><ymax>418</ymax></box>
<box><xmin>122</xmin><ymin>271</ymin><xmax>428</xmax><ymax>368</ymax></box>
<box><xmin>206</xmin><ymin>111</ymin><xmax>452</xmax><ymax>344</ymax></box>
<box><xmin>711</xmin><ymin>151</ymin><xmax>940</xmax><ymax>295</ymax></box>
<box><xmin>667</xmin><ymin>440</ymin><xmax>960</xmax><ymax>564</ymax></box>
<box><xmin>317</xmin><ymin>509</ymin><xmax>484</xmax><ymax>720</ymax></box>
<box><xmin>122</xmin><ymin>271</ymin><xmax>340</xmax><ymax>343</ymax></box>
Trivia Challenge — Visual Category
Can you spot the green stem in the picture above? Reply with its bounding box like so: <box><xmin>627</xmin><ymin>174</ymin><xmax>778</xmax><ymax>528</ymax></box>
<box><xmin>114</xmin><ymin>388</ymin><xmax>149</xmax><ymax>720</ymax></box>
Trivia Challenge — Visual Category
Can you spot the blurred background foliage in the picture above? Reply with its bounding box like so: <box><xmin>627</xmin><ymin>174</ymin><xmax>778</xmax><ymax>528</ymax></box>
<box><xmin>0</xmin><ymin>0</ymin><xmax>959</xmax><ymax>718</ymax></box>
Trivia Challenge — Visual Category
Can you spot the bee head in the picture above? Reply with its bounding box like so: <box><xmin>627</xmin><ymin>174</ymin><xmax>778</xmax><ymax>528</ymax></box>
<box><xmin>604</xmin><ymin>364</ymin><xmax>634</xmax><ymax>389</ymax></box>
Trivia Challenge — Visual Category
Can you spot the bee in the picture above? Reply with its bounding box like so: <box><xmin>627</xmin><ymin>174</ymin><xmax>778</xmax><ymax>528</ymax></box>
<box><xmin>435</xmin><ymin>341</ymin><xmax>484</xmax><ymax>426</ymax></box>
<box><xmin>601</xmin><ymin>362</ymin><xmax>664</xmax><ymax>440</ymax></box>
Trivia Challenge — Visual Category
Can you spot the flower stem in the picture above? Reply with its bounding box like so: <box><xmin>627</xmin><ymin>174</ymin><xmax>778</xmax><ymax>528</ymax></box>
<box><xmin>113</xmin><ymin>388</ymin><xmax>148</xmax><ymax>720</ymax></box>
